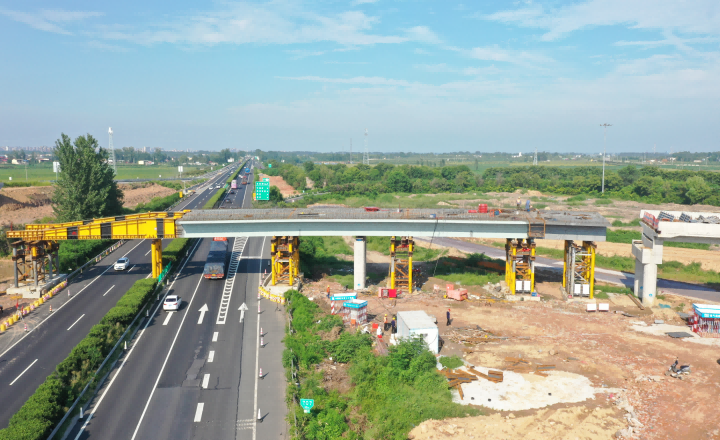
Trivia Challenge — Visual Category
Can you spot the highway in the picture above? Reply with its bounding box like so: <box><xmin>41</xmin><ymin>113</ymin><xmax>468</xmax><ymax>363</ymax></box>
<box><xmin>68</xmin><ymin>161</ymin><xmax>288</xmax><ymax>439</ymax></box>
<box><xmin>0</xmin><ymin>165</ymin><xmax>239</xmax><ymax>428</ymax></box>
<box><xmin>416</xmin><ymin>237</ymin><xmax>720</xmax><ymax>302</ymax></box>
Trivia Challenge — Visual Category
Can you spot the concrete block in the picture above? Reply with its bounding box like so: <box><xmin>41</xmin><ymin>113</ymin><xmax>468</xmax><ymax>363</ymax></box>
<box><xmin>586</xmin><ymin>303</ymin><xmax>597</xmax><ymax>312</ymax></box>
<box><xmin>598</xmin><ymin>303</ymin><xmax>609</xmax><ymax>312</ymax></box>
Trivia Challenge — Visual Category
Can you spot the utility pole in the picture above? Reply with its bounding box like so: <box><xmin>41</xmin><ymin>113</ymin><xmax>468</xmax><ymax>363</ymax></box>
<box><xmin>600</xmin><ymin>123</ymin><xmax>612</xmax><ymax>193</ymax></box>
<box><xmin>533</xmin><ymin>148</ymin><xmax>538</xmax><ymax>166</ymax></box>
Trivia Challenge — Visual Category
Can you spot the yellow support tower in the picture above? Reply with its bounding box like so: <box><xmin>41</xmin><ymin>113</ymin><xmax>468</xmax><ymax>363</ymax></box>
<box><xmin>270</xmin><ymin>236</ymin><xmax>299</xmax><ymax>286</ymax></box>
<box><xmin>389</xmin><ymin>236</ymin><xmax>413</xmax><ymax>292</ymax></box>
<box><xmin>151</xmin><ymin>239</ymin><xmax>163</xmax><ymax>279</ymax></box>
<box><xmin>563</xmin><ymin>240</ymin><xmax>596</xmax><ymax>298</ymax></box>
<box><xmin>505</xmin><ymin>239</ymin><xmax>536</xmax><ymax>294</ymax></box>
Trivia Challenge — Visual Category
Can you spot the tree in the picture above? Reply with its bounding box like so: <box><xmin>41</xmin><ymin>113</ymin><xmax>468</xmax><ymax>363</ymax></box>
<box><xmin>685</xmin><ymin>176</ymin><xmax>711</xmax><ymax>204</ymax></box>
<box><xmin>52</xmin><ymin>133</ymin><xmax>124</xmax><ymax>222</ymax></box>
<box><xmin>385</xmin><ymin>169</ymin><xmax>412</xmax><ymax>192</ymax></box>
<box><xmin>269</xmin><ymin>186</ymin><xmax>284</xmax><ymax>203</ymax></box>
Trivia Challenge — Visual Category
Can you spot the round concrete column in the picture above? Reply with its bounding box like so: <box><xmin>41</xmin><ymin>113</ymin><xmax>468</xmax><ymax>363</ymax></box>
<box><xmin>354</xmin><ymin>236</ymin><xmax>366</xmax><ymax>291</ymax></box>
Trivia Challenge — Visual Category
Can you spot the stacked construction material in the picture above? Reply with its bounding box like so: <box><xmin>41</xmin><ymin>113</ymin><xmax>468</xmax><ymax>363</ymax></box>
<box><xmin>689</xmin><ymin>304</ymin><xmax>720</xmax><ymax>338</ymax></box>
<box><xmin>504</xmin><ymin>357</ymin><xmax>556</xmax><ymax>376</ymax></box>
<box><xmin>440</xmin><ymin>366</ymin><xmax>504</xmax><ymax>400</ymax></box>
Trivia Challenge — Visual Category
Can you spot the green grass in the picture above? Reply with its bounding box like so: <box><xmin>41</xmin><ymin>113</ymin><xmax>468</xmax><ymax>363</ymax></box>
<box><xmin>612</xmin><ymin>218</ymin><xmax>641</xmax><ymax>227</ymax></box>
<box><xmin>439</xmin><ymin>355</ymin><xmax>465</xmax><ymax>369</ymax></box>
<box><xmin>304</xmin><ymin>192</ymin><xmax>487</xmax><ymax>210</ymax></box>
<box><xmin>565</xmin><ymin>194</ymin><xmax>587</xmax><ymax>203</ymax></box>
<box><xmin>328</xmin><ymin>273</ymin><xmax>354</xmax><ymax>288</ymax></box>
<box><xmin>594</xmin><ymin>198</ymin><xmax>613</xmax><ymax>205</ymax></box>
<box><xmin>0</xmin><ymin>163</ymin><xmax>211</xmax><ymax>183</ymax></box>
<box><xmin>365</xmin><ymin>236</ymin><xmax>441</xmax><ymax>261</ymax></box>
<box><xmin>324</xmin><ymin>236</ymin><xmax>352</xmax><ymax>255</ymax></box>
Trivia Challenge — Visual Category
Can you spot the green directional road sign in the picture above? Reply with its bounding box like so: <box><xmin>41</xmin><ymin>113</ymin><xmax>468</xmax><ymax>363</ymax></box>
<box><xmin>300</xmin><ymin>399</ymin><xmax>314</xmax><ymax>414</ymax></box>
<box><xmin>255</xmin><ymin>181</ymin><xmax>270</xmax><ymax>201</ymax></box>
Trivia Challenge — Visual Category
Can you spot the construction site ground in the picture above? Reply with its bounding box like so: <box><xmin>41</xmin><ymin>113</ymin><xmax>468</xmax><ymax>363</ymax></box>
<box><xmin>258</xmin><ymin>173</ymin><xmax>298</xmax><ymax>197</ymax></box>
<box><xmin>301</xmin><ymin>260</ymin><xmax>720</xmax><ymax>440</ymax></box>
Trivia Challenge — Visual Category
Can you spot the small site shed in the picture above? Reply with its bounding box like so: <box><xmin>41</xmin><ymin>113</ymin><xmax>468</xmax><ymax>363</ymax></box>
<box><xmin>397</xmin><ymin>311</ymin><xmax>439</xmax><ymax>354</ymax></box>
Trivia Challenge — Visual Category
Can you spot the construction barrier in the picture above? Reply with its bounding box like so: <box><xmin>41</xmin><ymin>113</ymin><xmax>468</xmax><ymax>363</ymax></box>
<box><xmin>259</xmin><ymin>286</ymin><xmax>286</xmax><ymax>305</ymax></box>
<box><xmin>0</xmin><ymin>279</ymin><xmax>68</xmax><ymax>333</ymax></box>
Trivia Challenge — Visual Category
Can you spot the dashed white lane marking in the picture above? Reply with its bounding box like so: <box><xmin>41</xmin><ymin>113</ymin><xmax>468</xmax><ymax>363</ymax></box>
<box><xmin>202</xmin><ymin>374</ymin><xmax>210</xmax><ymax>389</ymax></box>
<box><xmin>145</xmin><ymin>250</ymin><xmax>151</xmax><ymax>256</ymax></box>
<box><xmin>9</xmin><ymin>359</ymin><xmax>38</xmax><ymax>386</ymax></box>
<box><xmin>128</xmin><ymin>265</ymin><xmax>136</xmax><ymax>272</ymax></box>
<box><xmin>162</xmin><ymin>313</ymin><xmax>173</xmax><ymax>326</ymax></box>
<box><xmin>67</xmin><ymin>314</ymin><xmax>85</xmax><ymax>331</ymax></box>
<box><xmin>208</xmin><ymin>351</ymin><xmax>215</xmax><ymax>363</ymax></box>
<box><xmin>102</xmin><ymin>285</ymin><xmax>115</xmax><ymax>296</ymax></box>
<box><xmin>212</xmin><ymin>332</ymin><xmax>218</xmax><ymax>342</ymax></box>
<box><xmin>194</xmin><ymin>403</ymin><xmax>204</xmax><ymax>422</ymax></box>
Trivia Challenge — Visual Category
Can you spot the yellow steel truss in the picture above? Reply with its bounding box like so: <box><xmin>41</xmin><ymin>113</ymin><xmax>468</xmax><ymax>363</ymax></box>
<box><xmin>562</xmin><ymin>240</ymin><xmax>596</xmax><ymax>299</ymax></box>
<box><xmin>505</xmin><ymin>238</ymin><xmax>536</xmax><ymax>294</ymax></box>
<box><xmin>271</xmin><ymin>236</ymin><xmax>299</xmax><ymax>286</ymax></box>
<box><xmin>389</xmin><ymin>236</ymin><xmax>413</xmax><ymax>291</ymax></box>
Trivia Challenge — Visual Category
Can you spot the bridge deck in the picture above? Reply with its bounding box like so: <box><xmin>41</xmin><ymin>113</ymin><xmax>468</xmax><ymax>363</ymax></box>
<box><xmin>179</xmin><ymin>208</ymin><xmax>609</xmax><ymax>241</ymax></box>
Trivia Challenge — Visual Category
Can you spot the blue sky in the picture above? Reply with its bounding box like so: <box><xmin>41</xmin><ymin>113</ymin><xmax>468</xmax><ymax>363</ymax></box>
<box><xmin>1</xmin><ymin>0</ymin><xmax>719</xmax><ymax>153</ymax></box>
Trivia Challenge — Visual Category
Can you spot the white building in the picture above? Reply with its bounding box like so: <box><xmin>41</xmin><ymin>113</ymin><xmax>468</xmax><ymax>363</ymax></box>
<box><xmin>396</xmin><ymin>311</ymin><xmax>439</xmax><ymax>354</ymax></box>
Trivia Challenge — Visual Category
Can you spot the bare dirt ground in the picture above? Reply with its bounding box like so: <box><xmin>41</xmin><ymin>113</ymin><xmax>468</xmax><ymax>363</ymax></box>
<box><xmin>302</xmin><ymin>272</ymin><xmax>720</xmax><ymax>440</ymax></box>
<box><xmin>298</xmin><ymin>238</ymin><xmax>720</xmax><ymax>440</ymax></box>
<box><xmin>0</xmin><ymin>183</ymin><xmax>176</xmax><ymax>226</ymax></box>
<box><xmin>258</xmin><ymin>173</ymin><xmax>298</xmax><ymax>197</ymax></box>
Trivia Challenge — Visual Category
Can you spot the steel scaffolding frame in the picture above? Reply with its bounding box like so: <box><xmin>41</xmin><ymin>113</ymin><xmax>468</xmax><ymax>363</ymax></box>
<box><xmin>563</xmin><ymin>240</ymin><xmax>596</xmax><ymax>298</ymax></box>
<box><xmin>271</xmin><ymin>236</ymin><xmax>299</xmax><ymax>286</ymax></box>
<box><xmin>389</xmin><ymin>236</ymin><xmax>413</xmax><ymax>291</ymax></box>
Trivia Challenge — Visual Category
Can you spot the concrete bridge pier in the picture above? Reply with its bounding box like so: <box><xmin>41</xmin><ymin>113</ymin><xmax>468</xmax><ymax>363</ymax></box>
<box><xmin>632</xmin><ymin>237</ymin><xmax>663</xmax><ymax>307</ymax></box>
<box><xmin>354</xmin><ymin>236</ymin><xmax>366</xmax><ymax>291</ymax></box>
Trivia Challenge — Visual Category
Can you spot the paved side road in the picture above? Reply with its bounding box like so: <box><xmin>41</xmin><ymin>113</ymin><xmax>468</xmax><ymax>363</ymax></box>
<box><xmin>416</xmin><ymin>237</ymin><xmax>720</xmax><ymax>302</ymax></box>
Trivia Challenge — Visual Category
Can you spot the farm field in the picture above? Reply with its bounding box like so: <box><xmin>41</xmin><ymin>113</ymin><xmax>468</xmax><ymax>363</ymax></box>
<box><xmin>0</xmin><ymin>164</ymin><xmax>209</xmax><ymax>183</ymax></box>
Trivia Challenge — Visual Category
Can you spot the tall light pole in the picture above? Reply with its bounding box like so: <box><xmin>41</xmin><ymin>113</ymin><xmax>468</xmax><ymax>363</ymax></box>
<box><xmin>600</xmin><ymin>123</ymin><xmax>612</xmax><ymax>193</ymax></box>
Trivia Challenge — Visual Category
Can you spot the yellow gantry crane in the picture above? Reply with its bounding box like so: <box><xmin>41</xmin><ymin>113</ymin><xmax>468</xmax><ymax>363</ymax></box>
<box><xmin>7</xmin><ymin>211</ymin><xmax>189</xmax><ymax>284</ymax></box>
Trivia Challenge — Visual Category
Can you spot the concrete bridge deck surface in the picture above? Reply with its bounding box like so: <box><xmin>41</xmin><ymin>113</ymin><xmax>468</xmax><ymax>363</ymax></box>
<box><xmin>179</xmin><ymin>208</ymin><xmax>610</xmax><ymax>241</ymax></box>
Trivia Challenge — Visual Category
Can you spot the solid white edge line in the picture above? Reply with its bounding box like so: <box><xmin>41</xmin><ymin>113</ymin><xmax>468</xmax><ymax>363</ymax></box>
<box><xmin>66</xmin><ymin>314</ymin><xmax>85</xmax><ymax>331</ymax></box>
<box><xmin>202</xmin><ymin>374</ymin><xmax>210</xmax><ymax>389</ymax></box>
<box><xmin>9</xmin><ymin>359</ymin><xmax>38</xmax><ymax>386</ymax></box>
<box><xmin>212</xmin><ymin>332</ymin><xmax>218</xmax><ymax>342</ymax></box>
<box><xmin>0</xmin><ymin>240</ymin><xmax>146</xmax><ymax>360</ymax></box>
<box><xmin>208</xmin><ymin>351</ymin><xmax>214</xmax><ymax>363</ymax></box>
<box><xmin>194</xmin><ymin>403</ymin><xmax>204</xmax><ymax>422</ymax></box>
<box><xmin>73</xmin><ymin>238</ymin><xmax>202</xmax><ymax>440</ymax></box>
<box><xmin>253</xmin><ymin>235</ymin><xmax>266</xmax><ymax>440</ymax></box>
<box><xmin>130</xmin><ymin>261</ymin><xmax>206</xmax><ymax>439</ymax></box>
<box><xmin>162</xmin><ymin>312</ymin><xmax>173</xmax><ymax>326</ymax></box>
<box><xmin>102</xmin><ymin>285</ymin><xmax>116</xmax><ymax>297</ymax></box>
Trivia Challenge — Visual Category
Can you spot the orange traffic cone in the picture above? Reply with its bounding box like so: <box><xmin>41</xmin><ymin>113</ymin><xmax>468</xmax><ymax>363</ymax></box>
<box><xmin>49</xmin><ymin>305</ymin><xmax>53</xmax><ymax>313</ymax></box>
<box><xmin>24</xmin><ymin>322</ymin><xmax>28</xmax><ymax>332</ymax></box>
<box><xmin>259</xmin><ymin>367</ymin><xmax>263</xmax><ymax>379</ymax></box>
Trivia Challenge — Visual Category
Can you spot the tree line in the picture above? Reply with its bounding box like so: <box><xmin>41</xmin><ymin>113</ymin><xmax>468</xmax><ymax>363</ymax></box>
<box><xmin>264</xmin><ymin>160</ymin><xmax>720</xmax><ymax>206</ymax></box>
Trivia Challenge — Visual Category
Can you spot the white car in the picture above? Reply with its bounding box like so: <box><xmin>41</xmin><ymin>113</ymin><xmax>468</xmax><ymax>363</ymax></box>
<box><xmin>163</xmin><ymin>295</ymin><xmax>181</xmax><ymax>311</ymax></box>
<box><xmin>114</xmin><ymin>257</ymin><xmax>130</xmax><ymax>271</ymax></box>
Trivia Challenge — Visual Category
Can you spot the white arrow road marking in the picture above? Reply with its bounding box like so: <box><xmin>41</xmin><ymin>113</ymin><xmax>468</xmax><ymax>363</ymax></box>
<box><xmin>198</xmin><ymin>304</ymin><xmax>209</xmax><ymax>324</ymax></box>
<box><xmin>102</xmin><ymin>285</ymin><xmax>115</xmax><ymax>296</ymax></box>
<box><xmin>9</xmin><ymin>359</ymin><xmax>38</xmax><ymax>386</ymax></box>
<box><xmin>239</xmin><ymin>302</ymin><xmax>248</xmax><ymax>323</ymax></box>
<box><xmin>67</xmin><ymin>314</ymin><xmax>85</xmax><ymax>331</ymax></box>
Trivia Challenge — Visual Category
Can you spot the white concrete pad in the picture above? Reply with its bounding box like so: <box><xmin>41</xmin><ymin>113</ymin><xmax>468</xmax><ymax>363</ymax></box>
<box><xmin>451</xmin><ymin>367</ymin><xmax>596</xmax><ymax>411</ymax></box>
<box><xmin>629</xmin><ymin>323</ymin><xmax>699</xmax><ymax>337</ymax></box>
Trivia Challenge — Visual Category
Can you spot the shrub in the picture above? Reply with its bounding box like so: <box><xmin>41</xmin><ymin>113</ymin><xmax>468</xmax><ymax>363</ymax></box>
<box><xmin>439</xmin><ymin>355</ymin><xmax>464</xmax><ymax>369</ymax></box>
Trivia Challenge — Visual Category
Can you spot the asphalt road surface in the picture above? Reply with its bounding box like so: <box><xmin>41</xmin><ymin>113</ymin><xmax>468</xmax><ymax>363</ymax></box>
<box><xmin>68</xmin><ymin>163</ymin><xmax>288</xmax><ymax>439</ymax></box>
<box><xmin>0</xmin><ymin>166</ymin><xmax>238</xmax><ymax>428</ymax></box>
<box><xmin>416</xmin><ymin>237</ymin><xmax>720</xmax><ymax>302</ymax></box>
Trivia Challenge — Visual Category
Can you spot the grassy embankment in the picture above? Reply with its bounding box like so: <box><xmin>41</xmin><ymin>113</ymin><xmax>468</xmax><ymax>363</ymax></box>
<box><xmin>0</xmin><ymin>164</ymin><xmax>208</xmax><ymax>183</ymax></box>
<box><xmin>283</xmin><ymin>289</ymin><xmax>477</xmax><ymax>439</ymax></box>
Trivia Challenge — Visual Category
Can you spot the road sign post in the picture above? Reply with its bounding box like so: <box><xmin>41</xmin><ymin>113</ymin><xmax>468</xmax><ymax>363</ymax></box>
<box><xmin>300</xmin><ymin>399</ymin><xmax>314</xmax><ymax>414</ymax></box>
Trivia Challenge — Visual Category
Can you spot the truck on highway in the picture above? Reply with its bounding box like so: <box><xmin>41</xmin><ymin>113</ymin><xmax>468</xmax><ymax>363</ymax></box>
<box><xmin>241</xmin><ymin>175</ymin><xmax>248</xmax><ymax>185</ymax></box>
<box><xmin>203</xmin><ymin>237</ymin><xmax>228</xmax><ymax>279</ymax></box>
<box><xmin>231</xmin><ymin>179</ymin><xmax>237</xmax><ymax>189</ymax></box>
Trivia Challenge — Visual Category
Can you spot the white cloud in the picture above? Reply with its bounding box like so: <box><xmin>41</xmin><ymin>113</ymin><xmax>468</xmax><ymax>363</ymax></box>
<box><xmin>414</xmin><ymin>48</ymin><xmax>432</xmax><ymax>55</ymax></box>
<box><xmin>352</xmin><ymin>0</ymin><xmax>379</xmax><ymax>4</ymax></box>
<box><xmin>0</xmin><ymin>8</ymin><xmax>102</xmax><ymax>35</ymax></box>
<box><xmin>95</xmin><ymin>4</ymin><xmax>435</xmax><ymax>47</ymax></box>
<box><xmin>278</xmin><ymin>75</ymin><xmax>413</xmax><ymax>87</ymax></box>
<box><xmin>483</xmin><ymin>0</ymin><xmax>720</xmax><ymax>41</ymax></box>
<box><xmin>468</xmin><ymin>46</ymin><xmax>553</xmax><ymax>65</ymax></box>
<box><xmin>414</xmin><ymin>63</ymin><xmax>502</xmax><ymax>75</ymax></box>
